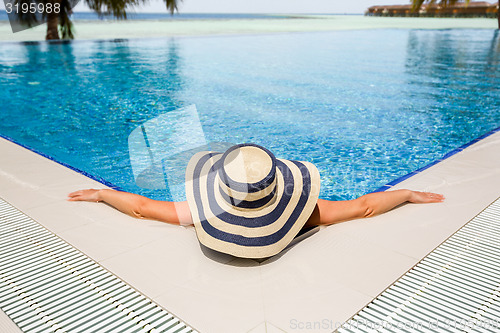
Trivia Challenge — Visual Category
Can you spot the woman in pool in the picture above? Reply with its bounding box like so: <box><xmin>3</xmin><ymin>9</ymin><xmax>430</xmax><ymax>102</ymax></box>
<box><xmin>68</xmin><ymin>143</ymin><xmax>444</xmax><ymax>258</ymax></box>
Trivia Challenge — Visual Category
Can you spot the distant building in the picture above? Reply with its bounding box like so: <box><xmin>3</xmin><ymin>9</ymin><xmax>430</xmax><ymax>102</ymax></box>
<box><xmin>366</xmin><ymin>1</ymin><xmax>498</xmax><ymax>18</ymax></box>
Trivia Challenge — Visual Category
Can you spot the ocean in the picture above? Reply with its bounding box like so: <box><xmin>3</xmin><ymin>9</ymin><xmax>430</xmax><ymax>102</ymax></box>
<box><xmin>0</xmin><ymin>10</ymin><xmax>289</xmax><ymax>21</ymax></box>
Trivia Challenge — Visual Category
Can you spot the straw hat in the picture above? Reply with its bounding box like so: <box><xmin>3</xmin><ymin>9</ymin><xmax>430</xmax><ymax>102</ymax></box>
<box><xmin>185</xmin><ymin>143</ymin><xmax>321</xmax><ymax>258</ymax></box>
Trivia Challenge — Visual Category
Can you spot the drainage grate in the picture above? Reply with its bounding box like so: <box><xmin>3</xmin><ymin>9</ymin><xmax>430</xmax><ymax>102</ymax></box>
<box><xmin>0</xmin><ymin>198</ymin><xmax>197</xmax><ymax>333</ymax></box>
<box><xmin>338</xmin><ymin>197</ymin><xmax>500</xmax><ymax>333</ymax></box>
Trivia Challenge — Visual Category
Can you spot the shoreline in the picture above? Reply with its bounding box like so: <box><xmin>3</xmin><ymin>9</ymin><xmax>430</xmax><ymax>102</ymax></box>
<box><xmin>0</xmin><ymin>15</ymin><xmax>497</xmax><ymax>42</ymax></box>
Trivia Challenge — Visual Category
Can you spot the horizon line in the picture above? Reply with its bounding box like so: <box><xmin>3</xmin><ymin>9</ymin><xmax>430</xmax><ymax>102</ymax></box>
<box><xmin>0</xmin><ymin>9</ymin><xmax>367</xmax><ymax>15</ymax></box>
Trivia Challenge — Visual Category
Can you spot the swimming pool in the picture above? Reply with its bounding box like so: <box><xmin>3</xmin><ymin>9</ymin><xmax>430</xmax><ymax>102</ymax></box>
<box><xmin>1</xmin><ymin>29</ymin><xmax>499</xmax><ymax>201</ymax></box>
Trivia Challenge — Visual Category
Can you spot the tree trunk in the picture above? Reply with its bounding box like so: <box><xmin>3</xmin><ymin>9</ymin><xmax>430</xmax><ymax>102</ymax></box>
<box><xmin>46</xmin><ymin>11</ymin><xmax>60</xmax><ymax>40</ymax></box>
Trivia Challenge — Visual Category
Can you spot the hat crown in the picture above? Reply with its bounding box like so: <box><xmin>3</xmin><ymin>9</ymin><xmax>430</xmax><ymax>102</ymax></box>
<box><xmin>218</xmin><ymin>143</ymin><xmax>277</xmax><ymax>209</ymax></box>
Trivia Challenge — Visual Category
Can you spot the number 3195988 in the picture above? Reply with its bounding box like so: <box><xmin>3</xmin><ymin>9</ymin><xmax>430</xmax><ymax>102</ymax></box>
<box><xmin>6</xmin><ymin>2</ymin><xmax>61</xmax><ymax>14</ymax></box>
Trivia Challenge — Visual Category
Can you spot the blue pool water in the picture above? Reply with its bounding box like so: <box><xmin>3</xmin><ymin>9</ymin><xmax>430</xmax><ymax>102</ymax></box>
<box><xmin>1</xmin><ymin>29</ymin><xmax>499</xmax><ymax>201</ymax></box>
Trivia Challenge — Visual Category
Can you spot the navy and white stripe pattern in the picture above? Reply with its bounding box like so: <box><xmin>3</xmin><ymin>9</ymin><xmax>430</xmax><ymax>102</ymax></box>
<box><xmin>185</xmin><ymin>143</ymin><xmax>321</xmax><ymax>258</ymax></box>
<box><xmin>217</xmin><ymin>143</ymin><xmax>277</xmax><ymax>210</ymax></box>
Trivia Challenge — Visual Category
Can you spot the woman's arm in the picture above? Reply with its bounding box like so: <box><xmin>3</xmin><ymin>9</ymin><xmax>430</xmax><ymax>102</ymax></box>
<box><xmin>67</xmin><ymin>189</ymin><xmax>193</xmax><ymax>226</ymax></box>
<box><xmin>69</xmin><ymin>188</ymin><xmax>442</xmax><ymax>228</ymax></box>
<box><xmin>304</xmin><ymin>189</ymin><xmax>444</xmax><ymax>227</ymax></box>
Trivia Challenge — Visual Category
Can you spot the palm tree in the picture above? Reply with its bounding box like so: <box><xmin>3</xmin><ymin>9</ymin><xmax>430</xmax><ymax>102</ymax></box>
<box><xmin>14</xmin><ymin>0</ymin><xmax>181</xmax><ymax>40</ymax></box>
<box><xmin>411</xmin><ymin>0</ymin><xmax>499</xmax><ymax>29</ymax></box>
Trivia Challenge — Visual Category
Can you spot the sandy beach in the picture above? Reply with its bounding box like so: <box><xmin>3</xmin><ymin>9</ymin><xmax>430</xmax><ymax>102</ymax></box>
<box><xmin>0</xmin><ymin>15</ymin><xmax>498</xmax><ymax>42</ymax></box>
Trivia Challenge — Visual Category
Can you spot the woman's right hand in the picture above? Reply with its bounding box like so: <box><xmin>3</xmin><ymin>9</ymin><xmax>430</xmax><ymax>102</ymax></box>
<box><xmin>408</xmin><ymin>190</ymin><xmax>445</xmax><ymax>203</ymax></box>
<box><xmin>68</xmin><ymin>189</ymin><xmax>102</xmax><ymax>202</ymax></box>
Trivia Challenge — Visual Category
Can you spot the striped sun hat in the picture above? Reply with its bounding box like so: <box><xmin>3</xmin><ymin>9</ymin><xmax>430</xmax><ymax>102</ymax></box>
<box><xmin>185</xmin><ymin>143</ymin><xmax>321</xmax><ymax>258</ymax></box>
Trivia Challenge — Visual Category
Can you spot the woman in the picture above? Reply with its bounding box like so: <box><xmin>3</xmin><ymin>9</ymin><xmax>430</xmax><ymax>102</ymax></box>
<box><xmin>69</xmin><ymin>143</ymin><xmax>444</xmax><ymax>258</ymax></box>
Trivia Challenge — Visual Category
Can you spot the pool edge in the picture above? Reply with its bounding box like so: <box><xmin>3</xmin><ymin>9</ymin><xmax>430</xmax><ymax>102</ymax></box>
<box><xmin>0</xmin><ymin>133</ymin><xmax>122</xmax><ymax>191</ymax></box>
<box><xmin>371</xmin><ymin>124</ymin><xmax>500</xmax><ymax>193</ymax></box>
<box><xmin>2</xmin><ymin>123</ymin><xmax>499</xmax><ymax>198</ymax></box>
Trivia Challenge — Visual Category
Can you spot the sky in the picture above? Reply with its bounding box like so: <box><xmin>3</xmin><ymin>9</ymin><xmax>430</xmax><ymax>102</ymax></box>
<box><xmin>68</xmin><ymin>0</ymin><xmax>410</xmax><ymax>15</ymax></box>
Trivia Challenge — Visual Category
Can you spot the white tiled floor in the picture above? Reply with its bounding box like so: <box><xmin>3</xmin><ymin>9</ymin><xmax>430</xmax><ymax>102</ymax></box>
<box><xmin>99</xmin><ymin>228</ymin><xmax>230</xmax><ymax>298</ymax></box>
<box><xmin>1</xmin><ymin>131</ymin><xmax>499</xmax><ymax>333</ymax></box>
<box><xmin>153</xmin><ymin>259</ymin><xmax>265</xmax><ymax>332</ymax></box>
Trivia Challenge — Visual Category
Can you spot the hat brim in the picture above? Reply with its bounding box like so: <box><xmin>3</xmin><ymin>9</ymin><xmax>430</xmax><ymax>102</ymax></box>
<box><xmin>185</xmin><ymin>150</ymin><xmax>320</xmax><ymax>258</ymax></box>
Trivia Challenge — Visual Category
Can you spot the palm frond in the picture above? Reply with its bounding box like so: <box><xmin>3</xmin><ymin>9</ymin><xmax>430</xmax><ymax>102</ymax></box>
<box><xmin>15</xmin><ymin>0</ymin><xmax>182</xmax><ymax>39</ymax></box>
<box><xmin>85</xmin><ymin>0</ymin><xmax>180</xmax><ymax>19</ymax></box>
<box><xmin>58</xmin><ymin>0</ymin><xmax>74</xmax><ymax>39</ymax></box>
<box><xmin>165</xmin><ymin>0</ymin><xmax>180</xmax><ymax>14</ymax></box>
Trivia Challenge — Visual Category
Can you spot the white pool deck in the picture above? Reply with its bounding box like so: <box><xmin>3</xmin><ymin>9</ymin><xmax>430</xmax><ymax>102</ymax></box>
<box><xmin>0</xmin><ymin>130</ymin><xmax>499</xmax><ymax>333</ymax></box>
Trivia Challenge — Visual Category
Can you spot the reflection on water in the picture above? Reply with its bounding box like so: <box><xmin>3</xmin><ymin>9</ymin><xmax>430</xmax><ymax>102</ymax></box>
<box><xmin>406</xmin><ymin>29</ymin><xmax>499</xmax><ymax>88</ymax></box>
<box><xmin>487</xmin><ymin>30</ymin><xmax>500</xmax><ymax>67</ymax></box>
<box><xmin>0</xmin><ymin>38</ymin><xmax>186</xmax><ymax>199</ymax></box>
<box><xmin>1</xmin><ymin>30</ymin><xmax>499</xmax><ymax>201</ymax></box>
<box><xmin>404</xmin><ymin>30</ymin><xmax>500</xmax><ymax>153</ymax></box>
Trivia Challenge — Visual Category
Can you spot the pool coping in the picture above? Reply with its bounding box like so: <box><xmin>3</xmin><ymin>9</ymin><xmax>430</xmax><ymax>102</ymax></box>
<box><xmin>0</xmin><ymin>132</ymin><xmax>121</xmax><ymax>191</ymax></box>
